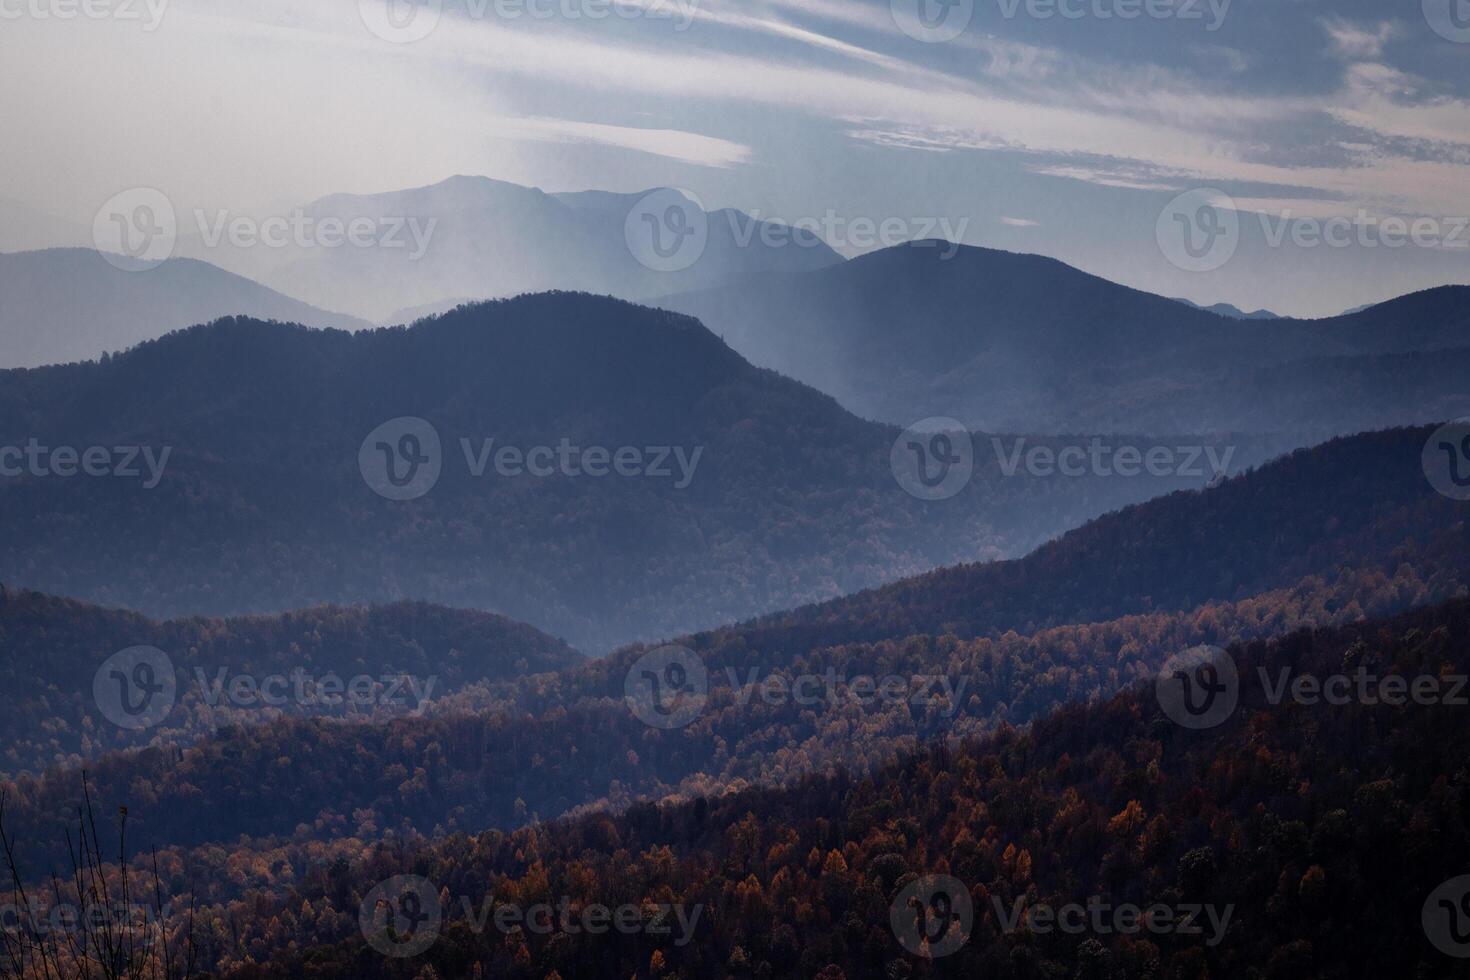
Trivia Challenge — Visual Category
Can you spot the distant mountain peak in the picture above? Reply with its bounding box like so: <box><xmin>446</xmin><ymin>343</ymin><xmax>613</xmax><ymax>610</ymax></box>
<box><xmin>1172</xmin><ymin>297</ymin><xmax>1281</xmax><ymax>320</ymax></box>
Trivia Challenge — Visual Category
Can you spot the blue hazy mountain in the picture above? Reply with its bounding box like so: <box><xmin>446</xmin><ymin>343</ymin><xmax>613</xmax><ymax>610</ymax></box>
<box><xmin>0</xmin><ymin>248</ymin><xmax>370</xmax><ymax>369</ymax></box>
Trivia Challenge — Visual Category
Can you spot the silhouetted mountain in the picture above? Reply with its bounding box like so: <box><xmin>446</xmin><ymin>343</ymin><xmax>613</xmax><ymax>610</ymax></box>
<box><xmin>1173</xmin><ymin>297</ymin><xmax>1280</xmax><ymax>319</ymax></box>
<box><xmin>720</xmin><ymin>426</ymin><xmax>1466</xmax><ymax>650</ymax></box>
<box><xmin>663</xmin><ymin>243</ymin><xmax>1470</xmax><ymax>436</ymax></box>
<box><xmin>185</xmin><ymin>176</ymin><xmax>844</xmax><ymax>322</ymax></box>
<box><xmin>0</xmin><ymin>248</ymin><xmax>370</xmax><ymax>368</ymax></box>
<box><xmin>0</xmin><ymin>293</ymin><xmax>1268</xmax><ymax>651</ymax></box>
<box><xmin>0</xmin><ymin>586</ymin><xmax>580</xmax><ymax>778</ymax></box>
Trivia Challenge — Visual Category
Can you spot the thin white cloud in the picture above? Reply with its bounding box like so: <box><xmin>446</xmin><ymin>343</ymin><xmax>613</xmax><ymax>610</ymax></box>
<box><xmin>493</xmin><ymin>116</ymin><xmax>752</xmax><ymax>168</ymax></box>
<box><xmin>1000</xmin><ymin>216</ymin><xmax>1040</xmax><ymax>227</ymax></box>
<box><xmin>1032</xmin><ymin>165</ymin><xmax>1182</xmax><ymax>193</ymax></box>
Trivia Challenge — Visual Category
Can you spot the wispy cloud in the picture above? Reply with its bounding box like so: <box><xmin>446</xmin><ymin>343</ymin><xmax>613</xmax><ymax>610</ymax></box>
<box><xmin>493</xmin><ymin>116</ymin><xmax>752</xmax><ymax>168</ymax></box>
<box><xmin>1321</xmin><ymin>17</ymin><xmax>1401</xmax><ymax>61</ymax></box>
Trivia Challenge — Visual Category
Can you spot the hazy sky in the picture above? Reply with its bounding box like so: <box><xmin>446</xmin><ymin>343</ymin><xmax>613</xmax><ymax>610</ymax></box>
<box><xmin>3</xmin><ymin>0</ymin><xmax>1469</xmax><ymax>315</ymax></box>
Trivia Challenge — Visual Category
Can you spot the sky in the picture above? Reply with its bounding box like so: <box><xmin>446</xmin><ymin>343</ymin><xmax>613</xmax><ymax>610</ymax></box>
<box><xmin>2</xmin><ymin>0</ymin><xmax>1469</xmax><ymax>316</ymax></box>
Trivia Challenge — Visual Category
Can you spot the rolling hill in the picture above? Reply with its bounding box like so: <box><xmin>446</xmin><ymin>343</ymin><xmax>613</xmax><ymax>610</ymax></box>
<box><xmin>0</xmin><ymin>248</ymin><xmax>369</xmax><ymax>368</ymax></box>
<box><xmin>183</xmin><ymin>176</ymin><xmax>845</xmax><ymax>322</ymax></box>
<box><xmin>662</xmin><ymin>242</ymin><xmax>1470</xmax><ymax>437</ymax></box>
<box><xmin>0</xmin><ymin>587</ymin><xmax>580</xmax><ymax>778</ymax></box>
<box><xmin>2</xmin><ymin>425</ymin><xmax>1462</xmax><ymax>870</ymax></box>
<box><xmin>0</xmin><ymin>292</ymin><xmax>1271</xmax><ymax>652</ymax></box>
